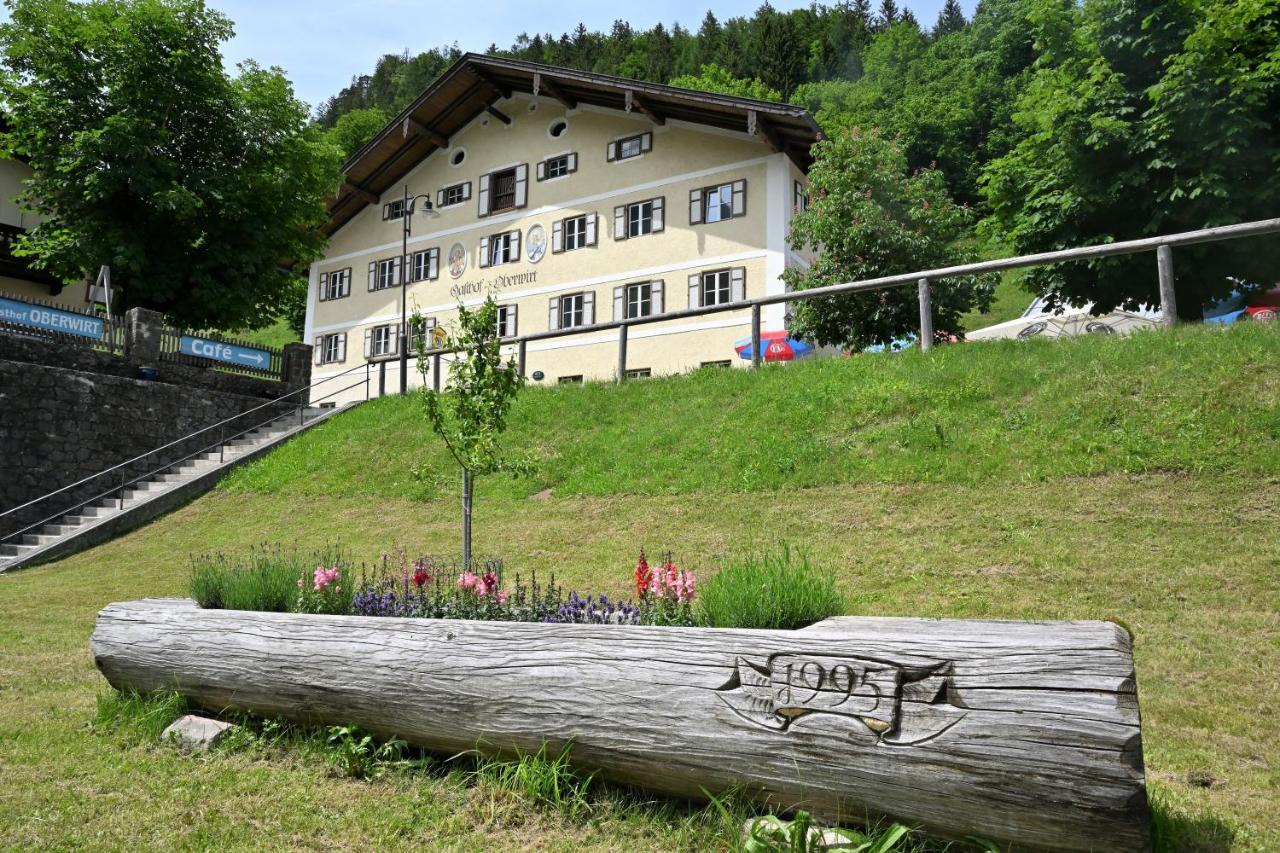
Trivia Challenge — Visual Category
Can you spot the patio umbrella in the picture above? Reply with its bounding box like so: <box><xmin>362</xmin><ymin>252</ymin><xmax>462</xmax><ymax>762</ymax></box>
<box><xmin>734</xmin><ymin>330</ymin><xmax>815</xmax><ymax>362</ymax></box>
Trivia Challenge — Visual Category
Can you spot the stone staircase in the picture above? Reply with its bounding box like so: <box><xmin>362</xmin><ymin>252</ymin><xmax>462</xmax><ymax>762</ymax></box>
<box><xmin>0</xmin><ymin>404</ymin><xmax>351</xmax><ymax>573</ymax></box>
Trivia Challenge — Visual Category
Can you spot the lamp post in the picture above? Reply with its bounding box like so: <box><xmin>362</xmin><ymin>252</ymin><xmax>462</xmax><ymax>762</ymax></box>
<box><xmin>399</xmin><ymin>184</ymin><xmax>439</xmax><ymax>394</ymax></box>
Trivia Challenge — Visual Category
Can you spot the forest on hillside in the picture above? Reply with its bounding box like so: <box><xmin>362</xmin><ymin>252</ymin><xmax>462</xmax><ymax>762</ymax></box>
<box><xmin>317</xmin><ymin>0</ymin><xmax>1280</xmax><ymax>319</ymax></box>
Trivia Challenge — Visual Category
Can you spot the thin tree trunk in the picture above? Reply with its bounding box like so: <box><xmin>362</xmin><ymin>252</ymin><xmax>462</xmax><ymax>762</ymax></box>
<box><xmin>461</xmin><ymin>467</ymin><xmax>473</xmax><ymax>570</ymax></box>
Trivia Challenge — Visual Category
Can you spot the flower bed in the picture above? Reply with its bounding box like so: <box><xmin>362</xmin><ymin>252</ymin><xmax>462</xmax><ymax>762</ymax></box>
<box><xmin>192</xmin><ymin>546</ymin><xmax>708</xmax><ymax>627</ymax></box>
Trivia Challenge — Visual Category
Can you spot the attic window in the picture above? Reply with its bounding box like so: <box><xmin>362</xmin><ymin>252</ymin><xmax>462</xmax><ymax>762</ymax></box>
<box><xmin>549</xmin><ymin>119</ymin><xmax>568</xmax><ymax>138</ymax></box>
<box><xmin>450</xmin><ymin>149</ymin><xmax>466</xmax><ymax>167</ymax></box>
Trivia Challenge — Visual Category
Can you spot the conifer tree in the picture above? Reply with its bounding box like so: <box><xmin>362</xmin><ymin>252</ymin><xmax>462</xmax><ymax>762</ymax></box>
<box><xmin>933</xmin><ymin>0</ymin><xmax>967</xmax><ymax>37</ymax></box>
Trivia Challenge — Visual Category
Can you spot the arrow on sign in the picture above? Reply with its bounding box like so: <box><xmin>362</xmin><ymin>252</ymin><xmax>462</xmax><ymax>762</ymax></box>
<box><xmin>237</xmin><ymin>351</ymin><xmax>265</xmax><ymax>365</ymax></box>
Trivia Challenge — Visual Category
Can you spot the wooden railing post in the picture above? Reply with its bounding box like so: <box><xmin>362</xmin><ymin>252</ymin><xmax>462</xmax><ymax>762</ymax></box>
<box><xmin>432</xmin><ymin>353</ymin><xmax>442</xmax><ymax>392</ymax></box>
<box><xmin>1157</xmin><ymin>244</ymin><xmax>1178</xmax><ymax>327</ymax></box>
<box><xmin>517</xmin><ymin>339</ymin><xmax>527</xmax><ymax>378</ymax></box>
<box><xmin>617</xmin><ymin>324</ymin><xmax>628</xmax><ymax>383</ymax></box>
<box><xmin>918</xmin><ymin>277</ymin><xmax>934</xmax><ymax>352</ymax></box>
<box><xmin>378</xmin><ymin>360</ymin><xmax>386</xmax><ymax>398</ymax></box>
<box><xmin>751</xmin><ymin>303</ymin><xmax>762</xmax><ymax>368</ymax></box>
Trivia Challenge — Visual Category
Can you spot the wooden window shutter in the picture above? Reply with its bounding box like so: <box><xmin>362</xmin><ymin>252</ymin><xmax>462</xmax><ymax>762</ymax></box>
<box><xmin>585</xmin><ymin>213</ymin><xmax>598</xmax><ymax>246</ymax></box>
<box><xmin>613</xmin><ymin>206</ymin><xmax>626</xmax><ymax>240</ymax></box>
<box><xmin>732</xmin><ymin>179</ymin><xmax>747</xmax><ymax>217</ymax></box>
<box><xmin>731</xmin><ymin>267</ymin><xmax>746</xmax><ymax>302</ymax></box>
<box><xmin>688</xmin><ymin>273</ymin><xmax>701</xmax><ymax>308</ymax></box>
<box><xmin>652</xmin><ymin>280</ymin><xmax>664</xmax><ymax>314</ymax></box>
<box><xmin>337</xmin><ymin>333</ymin><xmax>347</xmax><ymax>362</ymax></box>
<box><xmin>504</xmin><ymin>305</ymin><xmax>518</xmax><ymax>338</ymax></box>
<box><xmin>514</xmin><ymin>163</ymin><xmax>529</xmax><ymax>208</ymax></box>
<box><xmin>479</xmin><ymin>236</ymin><xmax>491</xmax><ymax>268</ymax></box>
<box><xmin>536</xmin><ymin>161</ymin><xmax>546</xmax><ymax>181</ymax></box>
<box><xmin>510</xmin><ymin>229</ymin><xmax>521</xmax><ymax>260</ymax></box>
<box><xmin>477</xmin><ymin>173</ymin><xmax>491</xmax><ymax>216</ymax></box>
<box><xmin>381</xmin><ymin>203</ymin><xmax>390</xmax><ymax>221</ymax></box>
<box><xmin>428</xmin><ymin>248</ymin><xmax>439</xmax><ymax>280</ymax></box>
<box><xmin>436</xmin><ymin>189</ymin><xmax>444</xmax><ymax>207</ymax></box>
<box><xmin>318</xmin><ymin>272</ymin><xmax>329</xmax><ymax>302</ymax></box>
<box><xmin>548</xmin><ymin>296</ymin><xmax>560</xmax><ymax>330</ymax></box>
<box><xmin>388</xmin><ymin>325</ymin><xmax>400</xmax><ymax>355</ymax></box>
<box><xmin>689</xmin><ymin>189</ymin><xmax>703</xmax><ymax>225</ymax></box>
<box><xmin>567</xmin><ymin>152</ymin><xmax>578</xmax><ymax>172</ymax></box>
<box><xmin>613</xmin><ymin>286</ymin><xmax>624</xmax><ymax>322</ymax></box>
<box><xmin>582</xmin><ymin>291</ymin><xmax>595</xmax><ymax>325</ymax></box>
<box><xmin>462</xmin><ymin>181</ymin><xmax>471</xmax><ymax>201</ymax></box>
<box><xmin>606</xmin><ymin>140</ymin><xmax>617</xmax><ymax>162</ymax></box>
<box><xmin>392</xmin><ymin>255</ymin><xmax>402</xmax><ymax>285</ymax></box>
<box><xmin>640</xmin><ymin>132</ymin><xmax>653</xmax><ymax>153</ymax></box>
<box><xmin>651</xmin><ymin>197</ymin><xmax>665</xmax><ymax>233</ymax></box>
<box><xmin>313</xmin><ymin>336</ymin><xmax>323</xmax><ymax>365</ymax></box>
<box><xmin>363</xmin><ymin>329</ymin><xmax>372</xmax><ymax>359</ymax></box>
<box><xmin>551</xmin><ymin>220</ymin><xmax>564</xmax><ymax>253</ymax></box>
<box><xmin>368</xmin><ymin>261</ymin><xmax>377</xmax><ymax>291</ymax></box>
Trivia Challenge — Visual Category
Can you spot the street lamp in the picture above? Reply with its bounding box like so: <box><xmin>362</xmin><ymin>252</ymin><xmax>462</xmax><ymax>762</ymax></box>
<box><xmin>399</xmin><ymin>184</ymin><xmax>439</xmax><ymax>394</ymax></box>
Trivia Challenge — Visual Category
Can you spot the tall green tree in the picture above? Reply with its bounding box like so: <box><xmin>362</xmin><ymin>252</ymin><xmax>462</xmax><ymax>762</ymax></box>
<box><xmin>417</xmin><ymin>299</ymin><xmax>525</xmax><ymax>570</ymax></box>
<box><xmin>753</xmin><ymin>4</ymin><xmax>807</xmax><ymax>98</ymax></box>
<box><xmin>981</xmin><ymin>0</ymin><xmax>1280</xmax><ymax>317</ymax></box>
<box><xmin>783</xmin><ymin>127</ymin><xmax>994</xmax><ymax>349</ymax></box>
<box><xmin>933</xmin><ymin>0</ymin><xmax>968</xmax><ymax>37</ymax></box>
<box><xmin>0</xmin><ymin>0</ymin><xmax>342</xmax><ymax>330</ymax></box>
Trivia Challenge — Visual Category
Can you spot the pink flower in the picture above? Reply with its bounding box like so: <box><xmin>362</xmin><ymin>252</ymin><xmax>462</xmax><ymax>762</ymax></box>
<box><xmin>496</xmin><ymin>590</ymin><xmax>509</xmax><ymax>605</ymax></box>
<box><xmin>313</xmin><ymin>566</ymin><xmax>339</xmax><ymax>591</ymax></box>
<box><xmin>457</xmin><ymin>571</ymin><xmax>478</xmax><ymax>591</ymax></box>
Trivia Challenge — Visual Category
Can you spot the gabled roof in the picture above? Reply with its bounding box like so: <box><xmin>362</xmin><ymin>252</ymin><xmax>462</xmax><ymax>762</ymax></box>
<box><xmin>326</xmin><ymin>53</ymin><xmax>822</xmax><ymax>236</ymax></box>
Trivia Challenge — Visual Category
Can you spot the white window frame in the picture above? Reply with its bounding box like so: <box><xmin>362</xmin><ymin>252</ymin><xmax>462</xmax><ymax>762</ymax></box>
<box><xmin>439</xmin><ymin>181</ymin><xmax>471</xmax><ymax>208</ymax></box>
<box><xmin>537</xmin><ymin>152</ymin><xmax>578</xmax><ymax>181</ymax></box>
<box><xmin>689</xmin><ymin>267</ymin><xmax>746</xmax><ymax>308</ymax></box>
<box><xmin>564</xmin><ymin>215</ymin><xmax>587</xmax><ymax>251</ymax></box>
<box><xmin>614</xmin><ymin>280</ymin><xmax>665</xmax><ymax>322</ymax></box>
<box><xmin>369</xmin><ymin>256</ymin><xmax>401</xmax><ymax>291</ymax></box>
<box><xmin>382</xmin><ymin>199</ymin><xmax>406</xmax><ymax>221</ymax></box>
<box><xmin>479</xmin><ymin>230</ymin><xmax>521</xmax><ymax>268</ymax></box>
<box><xmin>315</xmin><ymin>332</ymin><xmax>347</xmax><ymax>365</ymax></box>
<box><xmin>496</xmin><ymin>304</ymin><xmax>518</xmax><ymax>339</ymax></box>
<box><xmin>794</xmin><ymin>179</ymin><xmax>809</xmax><ymax>213</ymax></box>
<box><xmin>613</xmin><ymin>197</ymin><xmax>664</xmax><ymax>240</ymax></box>
<box><xmin>690</xmin><ymin>179</ymin><xmax>747</xmax><ymax>226</ymax></box>
<box><xmin>410</xmin><ymin>247</ymin><xmax>439</xmax><ymax>282</ymax></box>
<box><xmin>318</xmin><ymin>267</ymin><xmax>351</xmax><ymax>302</ymax></box>
<box><xmin>548</xmin><ymin>291</ymin><xmax>594</xmax><ymax>330</ymax></box>
<box><xmin>606</xmin><ymin>132</ymin><xmax>653</xmax><ymax>162</ymax></box>
<box><xmin>371</xmin><ymin>324</ymin><xmax>395</xmax><ymax>358</ymax></box>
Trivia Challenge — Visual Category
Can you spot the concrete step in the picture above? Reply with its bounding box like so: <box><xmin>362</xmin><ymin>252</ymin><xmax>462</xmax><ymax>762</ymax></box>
<box><xmin>0</xmin><ymin>542</ymin><xmax>38</xmax><ymax>557</ymax></box>
<box><xmin>19</xmin><ymin>532</ymin><xmax>59</xmax><ymax>546</ymax></box>
<box><xmin>40</xmin><ymin>523</ymin><xmax>81</xmax><ymax>536</ymax></box>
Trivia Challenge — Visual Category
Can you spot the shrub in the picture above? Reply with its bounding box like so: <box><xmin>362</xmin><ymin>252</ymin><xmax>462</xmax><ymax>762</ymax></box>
<box><xmin>696</xmin><ymin>545</ymin><xmax>844</xmax><ymax>630</ymax></box>
<box><xmin>189</xmin><ymin>545</ymin><xmax>347</xmax><ymax>612</ymax></box>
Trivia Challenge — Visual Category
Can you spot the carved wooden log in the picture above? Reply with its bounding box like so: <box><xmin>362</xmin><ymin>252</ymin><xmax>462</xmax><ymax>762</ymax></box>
<box><xmin>91</xmin><ymin>600</ymin><xmax>1150</xmax><ymax>851</ymax></box>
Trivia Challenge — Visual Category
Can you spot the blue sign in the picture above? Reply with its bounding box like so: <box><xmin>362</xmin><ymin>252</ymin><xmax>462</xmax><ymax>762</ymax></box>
<box><xmin>179</xmin><ymin>335</ymin><xmax>271</xmax><ymax>369</ymax></box>
<box><xmin>0</xmin><ymin>296</ymin><xmax>105</xmax><ymax>340</ymax></box>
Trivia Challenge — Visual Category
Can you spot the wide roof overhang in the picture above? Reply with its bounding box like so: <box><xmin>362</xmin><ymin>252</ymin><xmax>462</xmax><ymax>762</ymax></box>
<box><xmin>325</xmin><ymin>53</ymin><xmax>822</xmax><ymax>236</ymax></box>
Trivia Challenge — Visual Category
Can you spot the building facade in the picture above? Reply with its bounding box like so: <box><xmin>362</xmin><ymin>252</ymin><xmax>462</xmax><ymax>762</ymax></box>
<box><xmin>306</xmin><ymin>56</ymin><xmax>820</xmax><ymax>403</ymax></box>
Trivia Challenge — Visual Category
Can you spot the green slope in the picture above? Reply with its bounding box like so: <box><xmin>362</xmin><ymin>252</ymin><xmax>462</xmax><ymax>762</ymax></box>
<box><xmin>223</xmin><ymin>322</ymin><xmax>1280</xmax><ymax>501</ymax></box>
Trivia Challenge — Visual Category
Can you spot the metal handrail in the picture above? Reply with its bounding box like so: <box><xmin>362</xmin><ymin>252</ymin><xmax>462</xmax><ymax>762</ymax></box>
<box><xmin>0</xmin><ymin>363</ymin><xmax>369</xmax><ymax>542</ymax></box>
<box><xmin>396</xmin><ymin>216</ymin><xmax>1280</xmax><ymax>365</ymax></box>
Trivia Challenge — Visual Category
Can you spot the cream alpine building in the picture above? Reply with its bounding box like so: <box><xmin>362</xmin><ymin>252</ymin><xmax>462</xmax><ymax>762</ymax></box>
<box><xmin>306</xmin><ymin>55</ymin><xmax>821</xmax><ymax>402</ymax></box>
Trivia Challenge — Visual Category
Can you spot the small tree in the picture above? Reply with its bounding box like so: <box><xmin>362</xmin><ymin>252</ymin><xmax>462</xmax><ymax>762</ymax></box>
<box><xmin>416</xmin><ymin>298</ymin><xmax>524</xmax><ymax>569</ymax></box>
<box><xmin>782</xmin><ymin>126</ymin><xmax>994</xmax><ymax>350</ymax></box>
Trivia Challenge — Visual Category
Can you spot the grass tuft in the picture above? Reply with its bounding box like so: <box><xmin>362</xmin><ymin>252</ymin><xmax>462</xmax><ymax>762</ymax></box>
<box><xmin>189</xmin><ymin>545</ymin><xmax>345</xmax><ymax>611</ymax></box>
<box><xmin>93</xmin><ymin>689</ymin><xmax>188</xmax><ymax>743</ymax></box>
<box><xmin>697</xmin><ymin>545</ymin><xmax>844</xmax><ymax>630</ymax></box>
<box><xmin>468</xmin><ymin>743</ymin><xmax>595</xmax><ymax>819</ymax></box>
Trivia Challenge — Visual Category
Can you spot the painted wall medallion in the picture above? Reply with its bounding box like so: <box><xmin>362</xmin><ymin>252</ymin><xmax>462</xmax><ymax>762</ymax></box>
<box><xmin>526</xmin><ymin>224</ymin><xmax>547</xmax><ymax>264</ymax></box>
<box><xmin>448</xmin><ymin>242</ymin><xmax>468</xmax><ymax>279</ymax></box>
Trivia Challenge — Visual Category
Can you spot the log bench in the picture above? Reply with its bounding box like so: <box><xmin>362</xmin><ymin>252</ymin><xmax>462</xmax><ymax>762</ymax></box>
<box><xmin>91</xmin><ymin>599</ymin><xmax>1150</xmax><ymax>851</ymax></box>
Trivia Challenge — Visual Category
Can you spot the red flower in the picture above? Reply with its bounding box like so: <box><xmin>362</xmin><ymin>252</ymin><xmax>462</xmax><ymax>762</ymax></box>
<box><xmin>411</xmin><ymin>570</ymin><xmax>429</xmax><ymax>587</ymax></box>
<box><xmin>634</xmin><ymin>549</ymin><xmax>653</xmax><ymax>598</ymax></box>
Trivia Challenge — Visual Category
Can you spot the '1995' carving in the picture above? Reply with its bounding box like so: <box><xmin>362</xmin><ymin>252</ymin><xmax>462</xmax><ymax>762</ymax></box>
<box><xmin>714</xmin><ymin>652</ymin><xmax>968</xmax><ymax>746</ymax></box>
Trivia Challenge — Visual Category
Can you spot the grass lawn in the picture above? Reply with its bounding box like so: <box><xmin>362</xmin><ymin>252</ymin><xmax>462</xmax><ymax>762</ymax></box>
<box><xmin>232</xmin><ymin>317</ymin><xmax>299</xmax><ymax>351</ymax></box>
<box><xmin>1</xmin><ymin>323</ymin><xmax>1278</xmax><ymax>849</ymax></box>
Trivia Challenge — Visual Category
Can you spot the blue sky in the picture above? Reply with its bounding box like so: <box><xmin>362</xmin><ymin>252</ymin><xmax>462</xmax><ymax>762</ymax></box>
<box><xmin>1</xmin><ymin>1</ymin><xmax>976</xmax><ymax>112</ymax></box>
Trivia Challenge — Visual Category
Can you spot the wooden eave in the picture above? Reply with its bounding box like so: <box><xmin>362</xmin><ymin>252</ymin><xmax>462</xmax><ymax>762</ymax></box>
<box><xmin>324</xmin><ymin>54</ymin><xmax>822</xmax><ymax>236</ymax></box>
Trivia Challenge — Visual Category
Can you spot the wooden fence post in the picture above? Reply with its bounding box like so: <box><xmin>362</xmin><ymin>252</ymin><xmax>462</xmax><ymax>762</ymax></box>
<box><xmin>751</xmin><ymin>303</ymin><xmax>762</xmax><ymax>368</ymax></box>
<box><xmin>1157</xmin><ymin>245</ymin><xmax>1178</xmax><ymax>327</ymax></box>
<box><xmin>617</xmin><ymin>324</ymin><xmax>628</xmax><ymax>383</ymax></box>
<box><xmin>918</xmin><ymin>277</ymin><xmax>934</xmax><ymax>352</ymax></box>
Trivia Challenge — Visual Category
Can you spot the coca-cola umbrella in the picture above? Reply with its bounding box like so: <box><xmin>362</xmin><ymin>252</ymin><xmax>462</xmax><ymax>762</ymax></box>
<box><xmin>734</xmin><ymin>330</ymin><xmax>816</xmax><ymax>362</ymax></box>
